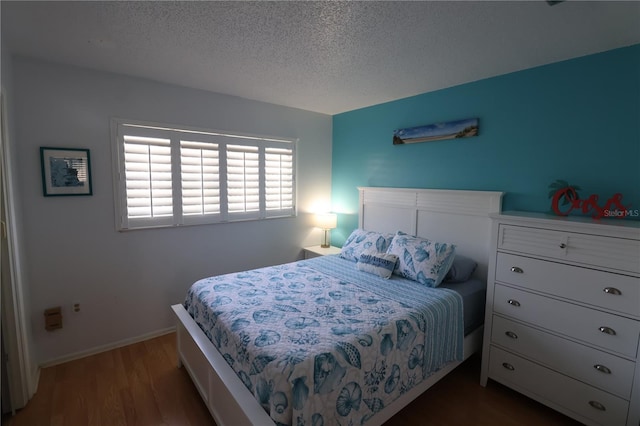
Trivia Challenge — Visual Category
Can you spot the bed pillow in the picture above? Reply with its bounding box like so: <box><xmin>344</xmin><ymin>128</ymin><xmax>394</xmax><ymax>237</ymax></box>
<box><xmin>340</xmin><ymin>229</ymin><xmax>394</xmax><ymax>263</ymax></box>
<box><xmin>386</xmin><ymin>232</ymin><xmax>456</xmax><ymax>287</ymax></box>
<box><xmin>444</xmin><ymin>255</ymin><xmax>478</xmax><ymax>283</ymax></box>
<box><xmin>357</xmin><ymin>250</ymin><xmax>398</xmax><ymax>279</ymax></box>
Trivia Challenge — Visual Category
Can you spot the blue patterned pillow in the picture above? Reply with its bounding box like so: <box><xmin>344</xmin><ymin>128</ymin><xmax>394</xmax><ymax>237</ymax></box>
<box><xmin>386</xmin><ymin>232</ymin><xmax>456</xmax><ymax>287</ymax></box>
<box><xmin>340</xmin><ymin>229</ymin><xmax>394</xmax><ymax>263</ymax></box>
<box><xmin>357</xmin><ymin>250</ymin><xmax>398</xmax><ymax>279</ymax></box>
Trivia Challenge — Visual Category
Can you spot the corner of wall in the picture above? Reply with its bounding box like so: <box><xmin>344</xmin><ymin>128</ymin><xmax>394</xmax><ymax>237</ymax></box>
<box><xmin>1</xmin><ymin>41</ymin><xmax>39</xmax><ymax>405</ymax></box>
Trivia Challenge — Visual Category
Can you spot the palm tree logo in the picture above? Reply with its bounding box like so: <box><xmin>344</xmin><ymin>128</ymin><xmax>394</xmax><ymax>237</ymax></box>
<box><xmin>548</xmin><ymin>180</ymin><xmax>581</xmax><ymax>216</ymax></box>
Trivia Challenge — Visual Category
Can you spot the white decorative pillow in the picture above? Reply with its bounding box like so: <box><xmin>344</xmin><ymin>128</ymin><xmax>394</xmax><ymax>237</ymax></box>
<box><xmin>340</xmin><ymin>229</ymin><xmax>394</xmax><ymax>263</ymax></box>
<box><xmin>357</xmin><ymin>250</ymin><xmax>398</xmax><ymax>279</ymax></box>
<box><xmin>386</xmin><ymin>232</ymin><xmax>456</xmax><ymax>287</ymax></box>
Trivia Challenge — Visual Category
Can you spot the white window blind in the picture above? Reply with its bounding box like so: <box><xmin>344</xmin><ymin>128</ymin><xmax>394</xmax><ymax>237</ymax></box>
<box><xmin>113</xmin><ymin>119</ymin><xmax>296</xmax><ymax>230</ymax></box>
<box><xmin>227</xmin><ymin>144</ymin><xmax>260</xmax><ymax>216</ymax></box>
<box><xmin>181</xmin><ymin>141</ymin><xmax>220</xmax><ymax>217</ymax></box>
<box><xmin>265</xmin><ymin>147</ymin><xmax>294</xmax><ymax>214</ymax></box>
<box><xmin>123</xmin><ymin>135</ymin><xmax>173</xmax><ymax>219</ymax></box>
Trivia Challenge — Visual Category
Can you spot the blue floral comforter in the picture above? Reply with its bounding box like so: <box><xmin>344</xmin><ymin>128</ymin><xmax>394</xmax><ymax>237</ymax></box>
<box><xmin>184</xmin><ymin>255</ymin><xmax>463</xmax><ymax>425</ymax></box>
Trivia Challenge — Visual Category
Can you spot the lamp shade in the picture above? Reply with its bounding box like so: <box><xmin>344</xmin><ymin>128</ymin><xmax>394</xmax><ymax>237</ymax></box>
<box><xmin>314</xmin><ymin>213</ymin><xmax>337</xmax><ymax>230</ymax></box>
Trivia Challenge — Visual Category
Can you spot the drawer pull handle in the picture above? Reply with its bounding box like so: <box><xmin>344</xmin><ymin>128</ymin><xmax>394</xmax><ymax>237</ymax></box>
<box><xmin>510</xmin><ymin>266</ymin><xmax>523</xmax><ymax>274</ymax></box>
<box><xmin>559</xmin><ymin>243</ymin><xmax>567</xmax><ymax>249</ymax></box>
<box><xmin>502</xmin><ymin>362</ymin><xmax>515</xmax><ymax>371</ymax></box>
<box><xmin>588</xmin><ymin>401</ymin><xmax>606</xmax><ymax>411</ymax></box>
<box><xmin>598</xmin><ymin>326</ymin><xmax>616</xmax><ymax>336</ymax></box>
<box><xmin>603</xmin><ymin>287</ymin><xmax>622</xmax><ymax>296</ymax></box>
<box><xmin>507</xmin><ymin>299</ymin><xmax>521</xmax><ymax>307</ymax></box>
<box><xmin>505</xmin><ymin>331</ymin><xmax>518</xmax><ymax>339</ymax></box>
<box><xmin>593</xmin><ymin>364</ymin><xmax>611</xmax><ymax>374</ymax></box>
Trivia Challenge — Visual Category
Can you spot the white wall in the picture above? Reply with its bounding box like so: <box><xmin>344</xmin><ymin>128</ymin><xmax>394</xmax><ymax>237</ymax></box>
<box><xmin>12</xmin><ymin>56</ymin><xmax>333</xmax><ymax>365</ymax></box>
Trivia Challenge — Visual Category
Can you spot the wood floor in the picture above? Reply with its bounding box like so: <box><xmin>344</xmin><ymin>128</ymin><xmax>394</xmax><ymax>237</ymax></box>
<box><xmin>4</xmin><ymin>333</ymin><xmax>213</xmax><ymax>426</ymax></box>
<box><xmin>5</xmin><ymin>332</ymin><xmax>581</xmax><ymax>426</ymax></box>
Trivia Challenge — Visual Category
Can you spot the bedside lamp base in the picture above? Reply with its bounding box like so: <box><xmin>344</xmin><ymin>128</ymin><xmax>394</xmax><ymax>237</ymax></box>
<box><xmin>321</xmin><ymin>228</ymin><xmax>331</xmax><ymax>248</ymax></box>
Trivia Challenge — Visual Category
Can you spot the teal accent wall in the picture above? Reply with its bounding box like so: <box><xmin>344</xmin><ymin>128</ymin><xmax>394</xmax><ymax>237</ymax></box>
<box><xmin>331</xmin><ymin>44</ymin><xmax>640</xmax><ymax>245</ymax></box>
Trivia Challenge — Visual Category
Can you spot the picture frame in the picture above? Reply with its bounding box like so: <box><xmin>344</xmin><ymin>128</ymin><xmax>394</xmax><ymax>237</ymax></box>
<box><xmin>40</xmin><ymin>147</ymin><xmax>93</xmax><ymax>196</ymax></box>
<box><xmin>393</xmin><ymin>118</ymin><xmax>479</xmax><ymax>145</ymax></box>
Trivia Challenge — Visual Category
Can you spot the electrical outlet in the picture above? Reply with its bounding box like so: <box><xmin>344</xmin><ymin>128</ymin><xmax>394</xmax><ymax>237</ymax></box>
<box><xmin>73</xmin><ymin>302</ymin><xmax>81</xmax><ymax>313</ymax></box>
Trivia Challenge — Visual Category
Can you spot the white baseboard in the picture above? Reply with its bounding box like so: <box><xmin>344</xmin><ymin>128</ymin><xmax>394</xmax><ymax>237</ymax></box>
<box><xmin>40</xmin><ymin>326</ymin><xmax>176</xmax><ymax>368</ymax></box>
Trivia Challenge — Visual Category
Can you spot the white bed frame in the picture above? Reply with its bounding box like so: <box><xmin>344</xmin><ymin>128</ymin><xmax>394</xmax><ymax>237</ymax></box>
<box><xmin>172</xmin><ymin>187</ymin><xmax>504</xmax><ymax>425</ymax></box>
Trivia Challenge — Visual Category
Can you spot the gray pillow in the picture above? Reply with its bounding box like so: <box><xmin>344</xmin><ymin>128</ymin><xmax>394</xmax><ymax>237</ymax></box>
<box><xmin>444</xmin><ymin>255</ymin><xmax>477</xmax><ymax>283</ymax></box>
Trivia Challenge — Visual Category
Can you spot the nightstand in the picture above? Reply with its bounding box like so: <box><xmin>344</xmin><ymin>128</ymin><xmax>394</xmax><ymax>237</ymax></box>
<box><xmin>303</xmin><ymin>245</ymin><xmax>341</xmax><ymax>259</ymax></box>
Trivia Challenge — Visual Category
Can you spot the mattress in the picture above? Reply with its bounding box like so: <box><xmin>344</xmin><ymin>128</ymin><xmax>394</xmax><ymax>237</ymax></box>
<box><xmin>440</xmin><ymin>279</ymin><xmax>486</xmax><ymax>335</ymax></box>
<box><xmin>184</xmin><ymin>255</ymin><xmax>464</xmax><ymax>425</ymax></box>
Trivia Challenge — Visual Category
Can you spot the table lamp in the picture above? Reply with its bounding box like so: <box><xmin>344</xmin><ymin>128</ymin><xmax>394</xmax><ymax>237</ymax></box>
<box><xmin>314</xmin><ymin>213</ymin><xmax>337</xmax><ymax>248</ymax></box>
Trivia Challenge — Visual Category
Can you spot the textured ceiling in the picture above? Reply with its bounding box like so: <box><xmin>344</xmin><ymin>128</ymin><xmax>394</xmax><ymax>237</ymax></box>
<box><xmin>2</xmin><ymin>1</ymin><xmax>639</xmax><ymax>115</ymax></box>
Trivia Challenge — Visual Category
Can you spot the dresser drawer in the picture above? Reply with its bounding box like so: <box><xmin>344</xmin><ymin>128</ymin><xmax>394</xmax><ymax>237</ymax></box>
<box><xmin>493</xmin><ymin>284</ymin><xmax>640</xmax><ymax>357</ymax></box>
<box><xmin>498</xmin><ymin>225</ymin><xmax>640</xmax><ymax>274</ymax></box>
<box><xmin>491</xmin><ymin>315</ymin><xmax>635</xmax><ymax>398</ymax></box>
<box><xmin>496</xmin><ymin>253</ymin><xmax>640</xmax><ymax>317</ymax></box>
<box><xmin>489</xmin><ymin>346</ymin><xmax>630</xmax><ymax>426</ymax></box>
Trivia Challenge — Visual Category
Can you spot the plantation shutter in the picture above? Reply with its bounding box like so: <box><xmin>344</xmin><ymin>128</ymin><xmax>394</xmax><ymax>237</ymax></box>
<box><xmin>265</xmin><ymin>146</ymin><xmax>294</xmax><ymax>217</ymax></box>
<box><xmin>114</xmin><ymin>119</ymin><xmax>296</xmax><ymax>230</ymax></box>
<box><xmin>180</xmin><ymin>140</ymin><xmax>220</xmax><ymax>220</ymax></box>
<box><xmin>123</xmin><ymin>135</ymin><xmax>173</xmax><ymax>225</ymax></box>
<box><xmin>227</xmin><ymin>144</ymin><xmax>260</xmax><ymax>218</ymax></box>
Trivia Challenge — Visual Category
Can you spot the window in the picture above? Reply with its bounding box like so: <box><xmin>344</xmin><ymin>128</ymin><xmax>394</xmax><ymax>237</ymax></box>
<box><xmin>112</xmin><ymin>119</ymin><xmax>296</xmax><ymax>230</ymax></box>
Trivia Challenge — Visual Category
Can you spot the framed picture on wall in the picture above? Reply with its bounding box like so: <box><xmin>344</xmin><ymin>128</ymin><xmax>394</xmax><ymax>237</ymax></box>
<box><xmin>40</xmin><ymin>147</ymin><xmax>93</xmax><ymax>196</ymax></box>
<box><xmin>393</xmin><ymin>117</ymin><xmax>479</xmax><ymax>145</ymax></box>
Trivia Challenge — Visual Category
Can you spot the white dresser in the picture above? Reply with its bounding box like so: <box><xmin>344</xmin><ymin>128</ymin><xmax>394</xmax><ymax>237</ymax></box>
<box><xmin>480</xmin><ymin>211</ymin><xmax>640</xmax><ymax>426</ymax></box>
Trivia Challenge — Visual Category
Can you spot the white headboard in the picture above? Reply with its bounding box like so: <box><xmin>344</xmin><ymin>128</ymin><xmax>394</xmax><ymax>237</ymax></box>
<box><xmin>358</xmin><ymin>187</ymin><xmax>504</xmax><ymax>281</ymax></box>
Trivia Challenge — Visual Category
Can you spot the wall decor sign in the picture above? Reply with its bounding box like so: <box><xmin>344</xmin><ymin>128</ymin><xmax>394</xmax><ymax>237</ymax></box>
<box><xmin>548</xmin><ymin>180</ymin><xmax>637</xmax><ymax>219</ymax></box>
<box><xmin>393</xmin><ymin>117</ymin><xmax>478</xmax><ymax>145</ymax></box>
<box><xmin>40</xmin><ymin>147</ymin><xmax>93</xmax><ymax>196</ymax></box>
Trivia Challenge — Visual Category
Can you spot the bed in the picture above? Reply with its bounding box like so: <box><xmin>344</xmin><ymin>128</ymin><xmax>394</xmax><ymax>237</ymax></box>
<box><xmin>172</xmin><ymin>187</ymin><xmax>504</xmax><ymax>425</ymax></box>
